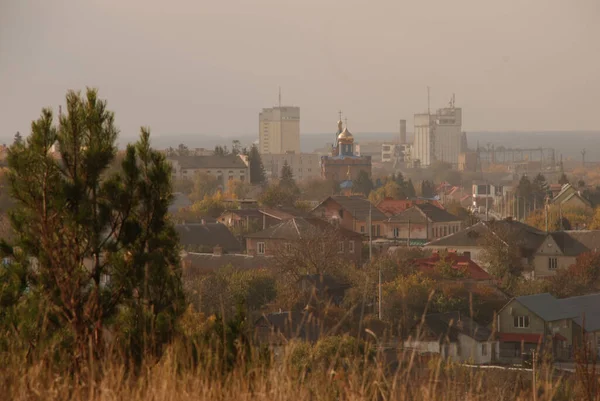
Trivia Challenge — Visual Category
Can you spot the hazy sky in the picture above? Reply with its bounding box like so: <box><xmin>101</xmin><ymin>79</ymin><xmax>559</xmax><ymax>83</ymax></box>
<box><xmin>1</xmin><ymin>0</ymin><xmax>599</xmax><ymax>142</ymax></box>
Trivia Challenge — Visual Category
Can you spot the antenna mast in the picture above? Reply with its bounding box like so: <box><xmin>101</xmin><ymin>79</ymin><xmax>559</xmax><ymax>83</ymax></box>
<box><xmin>278</xmin><ymin>87</ymin><xmax>281</xmax><ymax>108</ymax></box>
<box><xmin>427</xmin><ymin>86</ymin><xmax>431</xmax><ymax>115</ymax></box>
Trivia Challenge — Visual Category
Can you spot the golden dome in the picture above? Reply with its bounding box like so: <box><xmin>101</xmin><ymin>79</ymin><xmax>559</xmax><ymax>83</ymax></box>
<box><xmin>337</xmin><ymin>127</ymin><xmax>354</xmax><ymax>143</ymax></box>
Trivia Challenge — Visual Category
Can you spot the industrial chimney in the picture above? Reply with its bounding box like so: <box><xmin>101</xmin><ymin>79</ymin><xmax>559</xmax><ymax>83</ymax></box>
<box><xmin>399</xmin><ymin>119</ymin><xmax>407</xmax><ymax>144</ymax></box>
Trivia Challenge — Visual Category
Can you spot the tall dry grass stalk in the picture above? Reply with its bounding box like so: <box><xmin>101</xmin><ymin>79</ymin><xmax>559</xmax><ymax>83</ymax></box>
<box><xmin>0</xmin><ymin>336</ymin><xmax>583</xmax><ymax>401</ymax></box>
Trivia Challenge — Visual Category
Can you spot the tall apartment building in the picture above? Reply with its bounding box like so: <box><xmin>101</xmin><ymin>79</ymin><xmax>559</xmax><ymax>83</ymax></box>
<box><xmin>259</xmin><ymin>106</ymin><xmax>300</xmax><ymax>154</ymax></box>
<box><xmin>413</xmin><ymin>100</ymin><xmax>464</xmax><ymax>168</ymax></box>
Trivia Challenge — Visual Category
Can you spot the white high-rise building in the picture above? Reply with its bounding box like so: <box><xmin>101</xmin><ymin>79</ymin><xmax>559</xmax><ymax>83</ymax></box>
<box><xmin>259</xmin><ymin>106</ymin><xmax>300</xmax><ymax>154</ymax></box>
<box><xmin>413</xmin><ymin>99</ymin><xmax>464</xmax><ymax>168</ymax></box>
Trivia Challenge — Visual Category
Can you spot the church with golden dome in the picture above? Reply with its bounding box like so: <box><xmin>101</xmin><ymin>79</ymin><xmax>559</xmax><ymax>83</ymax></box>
<box><xmin>320</xmin><ymin>115</ymin><xmax>372</xmax><ymax>184</ymax></box>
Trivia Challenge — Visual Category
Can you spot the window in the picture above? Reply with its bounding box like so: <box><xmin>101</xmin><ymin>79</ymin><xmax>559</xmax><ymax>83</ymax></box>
<box><xmin>376</xmin><ymin>225</ymin><xmax>381</xmax><ymax>236</ymax></box>
<box><xmin>481</xmin><ymin>343</ymin><xmax>488</xmax><ymax>356</ymax></box>
<box><xmin>240</xmin><ymin>176</ymin><xmax>245</xmax><ymax>182</ymax></box>
<box><xmin>228</xmin><ymin>175</ymin><xmax>234</xmax><ymax>181</ymax></box>
<box><xmin>393</xmin><ymin>227</ymin><xmax>399</xmax><ymax>238</ymax></box>
<box><xmin>443</xmin><ymin>226</ymin><xmax>447</xmax><ymax>236</ymax></box>
<box><xmin>514</xmin><ymin>316</ymin><xmax>530</xmax><ymax>328</ymax></box>
<box><xmin>257</xmin><ymin>242</ymin><xmax>265</xmax><ymax>255</ymax></box>
<box><xmin>285</xmin><ymin>243</ymin><xmax>292</xmax><ymax>252</ymax></box>
<box><xmin>338</xmin><ymin>241</ymin><xmax>344</xmax><ymax>253</ymax></box>
<box><xmin>349</xmin><ymin>241</ymin><xmax>355</xmax><ymax>254</ymax></box>
<box><xmin>360</xmin><ymin>225</ymin><xmax>365</xmax><ymax>233</ymax></box>
<box><xmin>548</xmin><ymin>257</ymin><xmax>558</xmax><ymax>270</ymax></box>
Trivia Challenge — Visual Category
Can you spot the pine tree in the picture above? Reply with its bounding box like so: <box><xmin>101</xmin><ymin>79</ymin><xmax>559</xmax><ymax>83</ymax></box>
<box><xmin>421</xmin><ymin>180</ymin><xmax>436</xmax><ymax>198</ymax></box>
<box><xmin>558</xmin><ymin>173</ymin><xmax>569</xmax><ymax>186</ymax></box>
<box><xmin>248</xmin><ymin>145</ymin><xmax>265</xmax><ymax>184</ymax></box>
<box><xmin>1</xmin><ymin>89</ymin><xmax>184</xmax><ymax>365</ymax></box>
<box><xmin>406</xmin><ymin>179</ymin><xmax>416</xmax><ymax>198</ymax></box>
<box><xmin>353</xmin><ymin>170</ymin><xmax>373</xmax><ymax>196</ymax></box>
<box><xmin>280</xmin><ymin>161</ymin><xmax>295</xmax><ymax>189</ymax></box>
<box><xmin>13</xmin><ymin>131</ymin><xmax>22</xmax><ymax>145</ymax></box>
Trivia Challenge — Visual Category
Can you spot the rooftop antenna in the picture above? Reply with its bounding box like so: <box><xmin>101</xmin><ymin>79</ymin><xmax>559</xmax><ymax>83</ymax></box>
<box><xmin>427</xmin><ymin>86</ymin><xmax>431</xmax><ymax>115</ymax></box>
<box><xmin>278</xmin><ymin>87</ymin><xmax>281</xmax><ymax>108</ymax></box>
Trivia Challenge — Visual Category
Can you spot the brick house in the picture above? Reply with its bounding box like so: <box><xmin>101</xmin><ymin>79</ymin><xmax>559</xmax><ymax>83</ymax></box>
<box><xmin>245</xmin><ymin>217</ymin><xmax>363</xmax><ymax>266</ymax></box>
<box><xmin>312</xmin><ymin>195</ymin><xmax>388</xmax><ymax>237</ymax></box>
<box><xmin>385</xmin><ymin>203</ymin><xmax>463</xmax><ymax>242</ymax></box>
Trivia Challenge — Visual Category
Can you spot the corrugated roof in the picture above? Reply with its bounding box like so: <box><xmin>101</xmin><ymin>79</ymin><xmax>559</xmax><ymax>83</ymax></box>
<box><xmin>551</xmin><ymin>231</ymin><xmax>600</xmax><ymax>256</ymax></box>
<box><xmin>425</xmin><ymin>220</ymin><xmax>545</xmax><ymax>252</ymax></box>
<box><xmin>515</xmin><ymin>292</ymin><xmax>600</xmax><ymax>331</ymax></box>
<box><xmin>245</xmin><ymin>217</ymin><xmax>362</xmax><ymax>240</ymax></box>
<box><xmin>315</xmin><ymin>196</ymin><xmax>387</xmax><ymax>221</ymax></box>
<box><xmin>175</xmin><ymin>223</ymin><xmax>241</xmax><ymax>252</ymax></box>
<box><xmin>168</xmin><ymin>154</ymin><xmax>248</xmax><ymax>169</ymax></box>
<box><xmin>515</xmin><ymin>293</ymin><xmax>571</xmax><ymax>321</ymax></box>
<box><xmin>388</xmin><ymin>204</ymin><xmax>461</xmax><ymax>224</ymax></box>
<box><xmin>561</xmin><ymin>293</ymin><xmax>600</xmax><ymax>332</ymax></box>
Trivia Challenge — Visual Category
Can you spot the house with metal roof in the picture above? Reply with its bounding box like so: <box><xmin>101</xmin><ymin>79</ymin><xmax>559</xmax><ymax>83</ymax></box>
<box><xmin>551</xmin><ymin>183</ymin><xmax>592</xmax><ymax>210</ymax></box>
<box><xmin>496</xmin><ymin>292</ymin><xmax>600</xmax><ymax>363</ymax></box>
<box><xmin>311</xmin><ymin>195</ymin><xmax>388</xmax><ymax>237</ymax></box>
<box><xmin>424</xmin><ymin>219</ymin><xmax>546</xmax><ymax>269</ymax></box>
<box><xmin>385</xmin><ymin>203</ymin><xmax>463</xmax><ymax>242</ymax></box>
<box><xmin>245</xmin><ymin>217</ymin><xmax>363</xmax><ymax>266</ymax></box>
<box><xmin>175</xmin><ymin>223</ymin><xmax>242</xmax><ymax>253</ymax></box>
<box><xmin>403</xmin><ymin>312</ymin><xmax>498</xmax><ymax>364</ymax></box>
<box><xmin>532</xmin><ymin>230</ymin><xmax>600</xmax><ymax>278</ymax></box>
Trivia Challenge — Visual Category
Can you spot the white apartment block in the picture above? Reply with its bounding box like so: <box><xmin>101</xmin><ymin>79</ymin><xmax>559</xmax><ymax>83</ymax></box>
<box><xmin>259</xmin><ymin>107</ymin><xmax>300</xmax><ymax>154</ymax></box>
<box><xmin>261</xmin><ymin>153</ymin><xmax>321</xmax><ymax>182</ymax></box>
<box><xmin>413</xmin><ymin>106</ymin><xmax>464</xmax><ymax>168</ymax></box>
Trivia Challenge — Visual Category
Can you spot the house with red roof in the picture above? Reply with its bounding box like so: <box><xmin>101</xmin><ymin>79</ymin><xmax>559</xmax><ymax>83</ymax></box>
<box><xmin>413</xmin><ymin>251</ymin><xmax>494</xmax><ymax>284</ymax></box>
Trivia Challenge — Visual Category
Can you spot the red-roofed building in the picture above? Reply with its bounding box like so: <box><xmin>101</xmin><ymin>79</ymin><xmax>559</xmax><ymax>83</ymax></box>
<box><xmin>377</xmin><ymin>198</ymin><xmax>444</xmax><ymax>217</ymax></box>
<box><xmin>413</xmin><ymin>251</ymin><xmax>494</xmax><ymax>283</ymax></box>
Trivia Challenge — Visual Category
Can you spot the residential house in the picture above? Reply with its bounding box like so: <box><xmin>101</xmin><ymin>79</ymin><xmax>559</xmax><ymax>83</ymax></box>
<box><xmin>496</xmin><ymin>293</ymin><xmax>600</xmax><ymax>362</ymax></box>
<box><xmin>386</xmin><ymin>203</ymin><xmax>463</xmax><ymax>243</ymax></box>
<box><xmin>175</xmin><ymin>223</ymin><xmax>241</xmax><ymax>253</ymax></box>
<box><xmin>376</xmin><ymin>198</ymin><xmax>444</xmax><ymax>217</ymax></box>
<box><xmin>259</xmin><ymin>206</ymin><xmax>310</xmax><ymax>229</ymax></box>
<box><xmin>403</xmin><ymin>312</ymin><xmax>498</xmax><ymax>364</ymax></box>
<box><xmin>218</xmin><ymin>209</ymin><xmax>263</xmax><ymax>231</ymax></box>
<box><xmin>551</xmin><ymin>183</ymin><xmax>592</xmax><ymax>210</ymax></box>
<box><xmin>413</xmin><ymin>252</ymin><xmax>495</xmax><ymax>285</ymax></box>
<box><xmin>424</xmin><ymin>219</ymin><xmax>546</xmax><ymax>268</ymax></box>
<box><xmin>533</xmin><ymin>230</ymin><xmax>600</xmax><ymax>278</ymax></box>
<box><xmin>168</xmin><ymin>154</ymin><xmax>249</xmax><ymax>189</ymax></box>
<box><xmin>312</xmin><ymin>195</ymin><xmax>388</xmax><ymax>237</ymax></box>
<box><xmin>245</xmin><ymin>217</ymin><xmax>363</xmax><ymax>266</ymax></box>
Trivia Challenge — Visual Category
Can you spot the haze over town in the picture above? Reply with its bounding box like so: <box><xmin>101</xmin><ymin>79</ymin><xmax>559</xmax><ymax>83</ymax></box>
<box><xmin>2</xmin><ymin>0</ymin><xmax>600</xmax><ymax>142</ymax></box>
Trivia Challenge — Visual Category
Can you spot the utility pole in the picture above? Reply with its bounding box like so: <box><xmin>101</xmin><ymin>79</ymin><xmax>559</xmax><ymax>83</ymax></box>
<box><xmin>545</xmin><ymin>198</ymin><xmax>549</xmax><ymax>233</ymax></box>
<box><xmin>532</xmin><ymin>350</ymin><xmax>537</xmax><ymax>401</ymax></box>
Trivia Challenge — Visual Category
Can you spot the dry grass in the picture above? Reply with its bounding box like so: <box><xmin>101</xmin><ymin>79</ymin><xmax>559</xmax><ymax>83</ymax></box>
<box><xmin>0</xmin><ymin>338</ymin><xmax>588</xmax><ymax>401</ymax></box>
